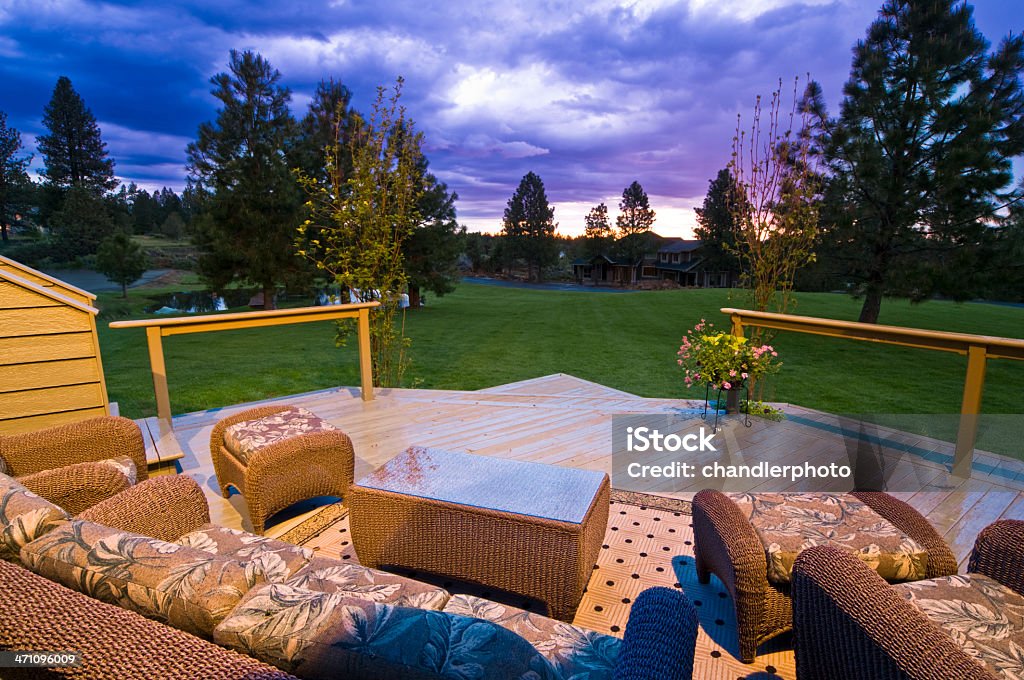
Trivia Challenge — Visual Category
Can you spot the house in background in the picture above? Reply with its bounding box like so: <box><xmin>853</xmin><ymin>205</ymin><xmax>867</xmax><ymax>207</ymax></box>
<box><xmin>572</xmin><ymin>236</ymin><xmax>735</xmax><ymax>288</ymax></box>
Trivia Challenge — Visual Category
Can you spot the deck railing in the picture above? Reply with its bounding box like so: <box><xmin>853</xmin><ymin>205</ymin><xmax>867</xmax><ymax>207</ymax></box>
<box><xmin>722</xmin><ymin>308</ymin><xmax>1024</xmax><ymax>477</ymax></box>
<box><xmin>110</xmin><ymin>302</ymin><xmax>380</xmax><ymax>429</ymax></box>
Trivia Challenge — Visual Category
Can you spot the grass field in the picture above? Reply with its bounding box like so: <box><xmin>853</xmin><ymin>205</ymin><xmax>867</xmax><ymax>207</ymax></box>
<box><xmin>96</xmin><ymin>282</ymin><xmax>1024</xmax><ymax>455</ymax></box>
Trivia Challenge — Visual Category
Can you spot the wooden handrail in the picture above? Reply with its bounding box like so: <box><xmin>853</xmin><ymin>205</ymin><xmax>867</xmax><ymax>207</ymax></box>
<box><xmin>722</xmin><ymin>307</ymin><xmax>1024</xmax><ymax>478</ymax></box>
<box><xmin>110</xmin><ymin>302</ymin><xmax>380</xmax><ymax>429</ymax></box>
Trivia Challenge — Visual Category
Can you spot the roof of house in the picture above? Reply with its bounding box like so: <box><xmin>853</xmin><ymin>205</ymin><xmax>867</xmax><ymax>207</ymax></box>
<box><xmin>658</xmin><ymin>240</ymin><xmax>703</xmax><ymax>254</ymax></box>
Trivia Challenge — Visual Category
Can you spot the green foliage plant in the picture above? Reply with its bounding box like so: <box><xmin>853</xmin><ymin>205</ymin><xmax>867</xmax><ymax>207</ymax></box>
<box><xmin>297</xmin><ymin>78</ymin><xmax>423</xmax><ymax>387</ymax></box>
<box><xmin>677</xmin><ymin>319</ymin><xmax>779</xmax><ymax>391</ymax></box>
<box><xmin>95</xmin><ymin>231</ymin><xmax>148</xmax><ymax>298</ymax></box>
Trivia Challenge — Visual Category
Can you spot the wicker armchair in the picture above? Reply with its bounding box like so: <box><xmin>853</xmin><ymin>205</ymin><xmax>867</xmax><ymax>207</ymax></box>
<box><xmin>0</xmin><ymin>416</ymin><xmax>147</xmax><ymax>513</ymax></box>
<box><xmin>210</xmin><ymin>406</ymin><xmax>354</xmax><ymax>534</ymax></box>
<box><xmin>792</xmin><ymin>520</ymin><xmax>1024</xmax><ymax>680</ymax></box>
<box><xmin>692</xmin><ymin>489</ymin><xmax>958</xmax><ymax>662</ymax></box>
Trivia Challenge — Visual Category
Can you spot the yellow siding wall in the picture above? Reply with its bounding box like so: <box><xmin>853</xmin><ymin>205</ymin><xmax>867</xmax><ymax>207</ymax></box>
<box><xmin>0</xmin><ymin>261</ymin><xmax>93</xmax><ymax>306</ymax></box>
<box><xmin>0</xmin><ymin>268</ymin><xmax>109</xmax><ymax>434</ymax></box>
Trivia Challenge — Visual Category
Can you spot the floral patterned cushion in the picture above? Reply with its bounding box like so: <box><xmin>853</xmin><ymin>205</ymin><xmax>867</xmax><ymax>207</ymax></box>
<box><xmin>727</xmin><ymin>492</ymin><xmax>928</xmax><ymax>585</ymax></box>
<box><xmin>20</xmin><ymin>519</ymin><xmax>264</xmax><ymax>638</ymax></box>
<box><xmin>895</xmin><ymin>574</ymin><xmax>1024</xmax><ymax>679</ymax></box>
<box><xmin>94</xmin><ymin>456</ymin><xmax>138</xmax><ymax>486</ymax></box>
<box><xmin>444</xmin><ymin>594</ymin><xmax>621</xmax><ymax>679</ymax></box>
<box><xmin>0</xmin><ymin>472</ymin><xmax>70</xmax><ymax>563</ymax></box>
<box><xmin>214</xmin><ymin>583</ymin><xmax>559</xmax><ymax>680</ymax></box>
<box><xmin>223</xmin><ymin>407</ymin><xmax>337</xmax><ymax>464</ymax></box>
<box><xmin>177</xmin><ymin>524</ymin><xmax>314</xmax><ymax>583</ymax></box>
<box><xmin>284</xmin><ymin>557</ymin><xmax>450</xmax><ymax>610</ymax></box>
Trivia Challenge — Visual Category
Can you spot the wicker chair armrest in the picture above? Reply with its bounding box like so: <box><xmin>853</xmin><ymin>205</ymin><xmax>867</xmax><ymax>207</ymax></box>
<box><xmin>968</xmin><ymin>519</ymin><xmax>1024</xmax><ymax>595</ymax></box>
<box><xmin>793</xmin><ymin>545</ymin><xmax>993</xmax><ymax>680</ymax></box>
<box><xmin>247</xmin><ymin>430</ymin><xmax>355</xmax><ymax>477</ymax></box>
<box><xmin>614</xmin><ymin>587</ymin><xmax>698</xmax><ymax>680</ymax></box>
<box><xmin>851</xmin><ymin>491</ymin><xmax>958</xmax><ymax>577</ymax></box>
<box><xmin>692</xmin><ymin>489</ymin><xmax>767</xmax><ymax>584</ymax></box>
<box><xmin>18</xmin><ymin>462</ymin><xmax>131</xmax><ymax>515</ymax></box>
<box><xmin>209</xmin><ymin>405</ymin><xmax>295</xmax><ymax>453</ymax></box>
<box><xmin>0</xmin><ymin>416</ymin><xmax>147</xmax><ymax>482</ymax></box>
<box><xmin>77</xmin><ymin>475</ymin><xmax>210</xmax><ymax>542</ymax></box>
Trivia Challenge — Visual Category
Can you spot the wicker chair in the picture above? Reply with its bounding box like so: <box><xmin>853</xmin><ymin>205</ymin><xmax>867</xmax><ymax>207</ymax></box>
<box><xmin>210</xmin><ymin>406</ymin><xmax>354</xmax><ymax>534</ymax></box>
<box><xmin>0</xmin><ymin>416</ymin><xmax>147</xmax><ymax>514</ymax></box>
<box><xmin>792</xmin><ymin>519</ymin><xmax>1024</xmax><ymax>680</ymax></box>
<box><xmin>692</xmin><ymin>489</ymin><xmax>958</xmax><ymax>663</ymax></box>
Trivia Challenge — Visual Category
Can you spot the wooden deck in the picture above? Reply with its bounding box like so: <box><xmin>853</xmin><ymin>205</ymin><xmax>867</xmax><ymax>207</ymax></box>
<box><xmin>161</xmin><ymin>372</ymin><xmax>1024</xmax><ymax>568</ymax></box>
<box><xmin>150</xmin><ymin>373</ymin><xmax>1023</xmax><ymax>679</ymax></box>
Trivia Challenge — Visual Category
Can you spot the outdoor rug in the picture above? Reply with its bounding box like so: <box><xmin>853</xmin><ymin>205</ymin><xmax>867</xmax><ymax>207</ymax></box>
<box><xmin>278</xmin><ymin>490</ymin><xmax>794</xmax><ymax>680</ymax></box>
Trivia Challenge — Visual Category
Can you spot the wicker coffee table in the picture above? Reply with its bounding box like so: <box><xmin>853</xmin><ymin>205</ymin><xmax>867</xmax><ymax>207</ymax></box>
<box><xmin>348</xmin><ymin>447</ymin><xmax>610</xmax><ymax>621</ymax></box>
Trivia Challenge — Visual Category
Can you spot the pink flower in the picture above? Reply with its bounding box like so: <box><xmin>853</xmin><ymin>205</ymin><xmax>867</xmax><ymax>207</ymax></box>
<box><xmin>771</xmin><ymin>351</ymin><xmax>778</xmax><ymax>357</ymax></box>
<box><xmin>741</xmin><ymin>372</ymin><xmax>748</xmax><ymax>379</ymax></box>
<box><xmin>723</xmin><ymin>381</ymin><xmax>732</xmax><ymax>390</ymax></box>
<box><xmin>729</xmin><ymin>370</ymin><xmax>737</xmax><ymax>377</ymax></box>
<box><xmin>677</xmin><ymin>359</ymin><xmax>683</xmax><ymax>365</ymax></box>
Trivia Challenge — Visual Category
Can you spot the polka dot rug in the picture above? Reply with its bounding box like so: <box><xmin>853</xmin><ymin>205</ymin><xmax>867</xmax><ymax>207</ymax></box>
<box><xmin>278</xmin><ymin>492</ymin><xmax>794</xmax><ymax>680</ymax></box>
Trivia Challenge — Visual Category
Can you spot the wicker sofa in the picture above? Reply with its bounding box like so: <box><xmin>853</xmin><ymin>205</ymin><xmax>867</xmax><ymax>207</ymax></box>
<box><xmin>0</xmin><ymin>416</ymin><xmax>147</xmax><ymax>514</ymax></box>
<box><xmin>1</xmin><ymin>472</ymin><xmax>699</xmax><ymax>680</ymax></box>
<box><xmin>792</xmin><ymin>519</ymin><xmax>1024</xmax><ymax>680</ymax></box>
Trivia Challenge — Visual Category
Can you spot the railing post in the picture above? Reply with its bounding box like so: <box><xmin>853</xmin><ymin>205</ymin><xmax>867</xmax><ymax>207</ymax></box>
<box><xmin>357</xmin><ymin>307</ymin><xmax>374</xmax><ymax>401</ymax></box>
<box><xmin>145</xmin><ymin>327</ymin><xmax>173</xmax><ymax>428</ymax></box>
<box><xmin>954</xmin><ymin>344</ymin><xmax>987</xmax><ymax>479</ymax></box>
<box><xmin>730</xmin><ymin>312</ymin><xmax>744</xmax><ymax>339</ymax></box>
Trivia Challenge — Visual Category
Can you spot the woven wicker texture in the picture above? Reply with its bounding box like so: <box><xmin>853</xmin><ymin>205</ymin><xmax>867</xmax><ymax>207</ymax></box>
<box><xmin>693</xmin><ymin>489</ymin><xmax>957</xmax><ymax>663</ymax></box>
<box><xmin>0</xmin><ymin>416</ymin><xmax>147</xmax><ymax>482</ymax></box>
<box><xmin>77</xmin><ymin>474</ymin><xmax>210</xmax><ymax>542</ymax></box>
<box><xmin>967</xmin><ymin>519</ymin><xmax>1024</xmax><ymax>595</ymax></box>
<box><xmin>18</xmin><ymin>461</ymin><xmax>131</xmax><ymax>515</ymax></box>
<box><xmin>210</xmin><ymin>406</ymin><xmax>354</xmax><ymax>534</ymax></box>
<box><xmin>614</xmin><ymin>586</ymin><xmax>699</xmax><ymax>680</ymax></box>
<box><xmin>0</xmin><ymin>559</ymin><xmax>297</xmax><ymax>680</ymax></box>
<box><xmin>349</xmin><ymin>462</ymin><xmax>610</xmax><ymax>622</ymax></box>
<box><xmin>793</xmin><ymin>545</ymin><xmax>995</xmax><ymax>680</ymax></box>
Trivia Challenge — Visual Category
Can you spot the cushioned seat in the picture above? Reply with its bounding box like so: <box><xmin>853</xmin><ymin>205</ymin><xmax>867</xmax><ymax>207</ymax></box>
<box><xmin>444</xmin><ymin>593</ymin><xmax>622</xmax><ymax>678</ymax></box>
<box><xmin>223</xmin><ymin>407</ymin><xmax>338</xmax><ymax>465</ymax></box>
<box><xmin>176</xmin><ymin>524</ymin><xmax>315</xmax><ymax>583</ymax></box>
<box><xmin>0</xmin><ymin>472</ymin><xmax>70</xmax><ymax>563</ymax></box>
<box><xmin>894</xmin><ymin>573</ymin><xmax>1024</xmax><ymax>679</ymax></box>
<box><xmin>727</xmin><ymin>492</ymin><xmax>929</xmax><ymax>585</ymax></box>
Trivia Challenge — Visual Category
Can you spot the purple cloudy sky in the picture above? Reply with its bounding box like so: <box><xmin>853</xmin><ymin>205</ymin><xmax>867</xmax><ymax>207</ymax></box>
<box><xmin>2</xmin><ymin>0</ymin><xmax>1020</xmax><ymax>236</ymax></box>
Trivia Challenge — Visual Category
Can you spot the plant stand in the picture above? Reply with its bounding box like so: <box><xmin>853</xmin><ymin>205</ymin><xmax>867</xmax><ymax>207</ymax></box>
<box><xmin>701</xmin><ymin>382</ymin><xmax>751</xmax><ymax>433</ymax></box>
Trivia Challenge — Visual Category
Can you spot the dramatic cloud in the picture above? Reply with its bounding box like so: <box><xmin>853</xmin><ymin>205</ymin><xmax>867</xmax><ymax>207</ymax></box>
<box><xmin>1</xmin><ymin>0</ymin><xmax>1019</xmax><ymax>235</ymax></box>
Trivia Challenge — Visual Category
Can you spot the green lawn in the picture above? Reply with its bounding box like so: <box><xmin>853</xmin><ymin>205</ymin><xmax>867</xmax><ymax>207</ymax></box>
<box><xmin>96</xmin><ymin>283</ymin><xmax>1024</xmax><ymax>455</ymax></box>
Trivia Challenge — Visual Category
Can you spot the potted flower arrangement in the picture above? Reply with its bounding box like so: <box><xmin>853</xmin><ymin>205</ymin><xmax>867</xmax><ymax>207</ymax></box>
<box><xmin>677</xmin><ymin>319</ymin><xmax>779</xmax><ymax>391</ymax></box>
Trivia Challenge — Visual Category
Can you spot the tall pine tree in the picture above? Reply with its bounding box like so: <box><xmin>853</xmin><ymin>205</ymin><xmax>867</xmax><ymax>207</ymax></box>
<box><xmin>187</xmin><ymin>50</ymin><xmax>306</xmax><ymax>309</ymax></box>
<box><xmin>694</xmin><ymin>168</ymin><xmax>743</xmax><ymax>281</ymax></box>
<box><xmin>806</xmin><ymin>0</ymin><xmax>1024</xmax><ymax>322</ymax></box>
<box><xmin>38</xmin><ymin>76</ymin><xmax>116</xmax><ymax>195</ymax></box>
<box><xmin>0</xmin><ymin>112</ymin><xmax>32</xmax><ymax>243</ymax></box>
<box><xmin>583</xmin><ymin>202</ymin><xmax>613</xmax><ymax>257</ymax></box>
<box><xmin>616</xmin><ymin>180</ymin><xmax>655</xmax><ymax>237</ymax></box>
<box><xmin>502</xmin><ymin>171</ymin><xmax>557</xmax><ymax>282</ymax></box>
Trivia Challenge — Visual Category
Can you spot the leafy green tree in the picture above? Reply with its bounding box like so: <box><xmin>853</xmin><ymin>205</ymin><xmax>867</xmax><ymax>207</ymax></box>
<box><xmin>187</xmin><ymin>50</ymin><xmax>306</xmax><ymax>310</ymax></box>
<box><xmin>96</xmin><ymin>231</ymin><xmax>148</xmax><ymax>297</ymax></box>
<box><xmin>160</xmin><ymin>212</ymin><xmax>186</xmax><ymax>240</ymax></box>
<box><xmin>298</xmin><ymin>79</ymin><xmax>423</xmax><ymax>387</ymax></box>
<box><xmin>805</xmin><ymin>0</ymin><xmax>1024</xmax><ymax>323</ymax></box>
<box><xmin>616</xmin><ymin>180</ymin><xmax>656</xmax><ymax>237</ymax></box>
<box><xmin>583</xmin><ymin>202</ymin><xmax>613</xmax><ymax>257</ymax></box>
<box><xmin>37</xmin><ymin>76</ymin><xmax>116</xmax><ymax>196</ymax></box>
<box><xmin>0</xmin><ymin>112</ymin><xmax>32</xmax><ymax>243</ymax></box>
<box><xmin>502</xmin><ymin>171</ymin><xmax>557</xmax><ymax>281</ymax></box>
<box><xmin>694</xmin><ymin>168</ymin><xmax>743</xmax><ymax>278</ymax></box>
<box><xmin>50</xmin><ymin>187</ymin><xmax>117</xmax><ymax>260</ymax></box>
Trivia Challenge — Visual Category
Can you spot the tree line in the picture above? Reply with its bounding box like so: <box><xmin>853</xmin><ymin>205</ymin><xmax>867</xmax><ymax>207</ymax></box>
<box><xmin>695</xmin><ymin>0</ymin><xmax>1024</xmax><ymax>318</ymax></box>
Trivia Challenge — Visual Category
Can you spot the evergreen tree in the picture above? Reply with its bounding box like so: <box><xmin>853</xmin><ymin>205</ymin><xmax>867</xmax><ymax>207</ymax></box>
<box><xmin>50</xmin><ymin>187</ymin><xmax>117</xmax><ymax>260</ymax></box>
<box><xmin>186</xmin><ymin>50</ymin><xmax>306</xmax><ymax>309</ymax></box>
<box><xmin>296</xmin><ymin>79</ymin><xmax>354</xmax><ymax>186</ymax></box>
<box><xmin>502</xmin><ymin>171</ymin><xmax>557</xmax><ymax>282</ymax></box>
<box><xmin>0</xmin><ymin>112</ymin><xmax>32</xmax><ymax>243</ymax></box>
<box><xmin>405</xmin><ymin>171</ymin><xmax>465</xmax><ymax>308</ymax></box>
<box><xmin>96</xmin><ymin>231</ymin><xmax>148</xmax><ymax>297</ymax></box>
<box><xmin>806</xmin><ymin>0</ymin><xmax>1024</xmax><ymax>323</ymax></box>
<box><xmin>694</xmin><ymin>168</ymin><xmax>743</xmax><ymax>278</ymax></box>
<box><xmin>37</xmin><ymin>76</ymin><xmax>117</xmax><ymax>196</ymax></box>
<box><xmin>616</xmin><ymin>181</ymin><xmax>655</xmax><ymax>237</ymax></box>
<box><xmin>583</xmin><ymin>202</ymin><xmax>613</xmax><ymax>257</ymax></box>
